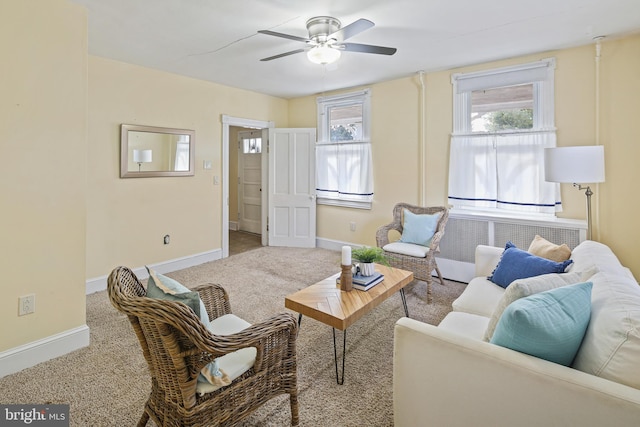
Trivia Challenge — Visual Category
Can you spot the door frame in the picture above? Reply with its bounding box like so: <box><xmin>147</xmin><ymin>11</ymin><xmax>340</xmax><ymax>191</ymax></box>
<box><xmin>221</xmin><ymin>115</ymin><xmax>274</xmax><ymax>258</ymax></box>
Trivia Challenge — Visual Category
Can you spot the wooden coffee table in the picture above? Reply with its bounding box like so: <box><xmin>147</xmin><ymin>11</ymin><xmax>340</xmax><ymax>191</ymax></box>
<box><xmin>285</xmin><ymin>264</ymin><xmax>413</xmax><ymax>384</ymax></box>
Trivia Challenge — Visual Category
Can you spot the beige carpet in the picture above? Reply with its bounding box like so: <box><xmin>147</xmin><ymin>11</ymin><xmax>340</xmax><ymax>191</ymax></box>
<box><xmin>0</xmin><ymin>247</ymin><xmax>466</xmax><ymax>426</ymax></box>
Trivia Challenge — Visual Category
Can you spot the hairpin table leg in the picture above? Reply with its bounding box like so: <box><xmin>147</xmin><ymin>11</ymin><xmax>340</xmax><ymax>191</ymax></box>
<box><xmin>400</xmin><ymin>288</ymin><xmax>410</xmax><ymax>317</ymax></box>
<box><xmin>332</xmin><ymin>328</ymin><xmax>347</xmax><ymax>385</ymax></box>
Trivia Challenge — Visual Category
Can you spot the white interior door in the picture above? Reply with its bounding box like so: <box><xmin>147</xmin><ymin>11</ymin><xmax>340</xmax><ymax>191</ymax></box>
<box><xmin>268</xmin><ymin>128</ymin><xmax>316</xmax><ymax>247</ymax></box>
<box><xmin>237</xmin><ymin>130</ymin><xmax>262</xmax><ymax>234</ymax></box>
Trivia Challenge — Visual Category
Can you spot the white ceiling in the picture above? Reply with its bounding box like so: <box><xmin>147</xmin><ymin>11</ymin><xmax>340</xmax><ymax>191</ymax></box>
<box><xmin>71</xmin><ymin>0</ymin><xmax>640</xmax><ymax>99</ymax></box>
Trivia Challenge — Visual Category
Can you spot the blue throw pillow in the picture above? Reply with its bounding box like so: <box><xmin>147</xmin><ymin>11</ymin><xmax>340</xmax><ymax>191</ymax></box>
<box><xmin>488</xmin><ymin>242</ymin><xmax>573</xmax><ymax>288</ymax></box>
<box><xmin>490</xmin><ymin>281</ymin><xmax>592</xmax><ymax>366</ymax></box>
<box><xmin>145</xmin><ymin>267</ymin><xmax>210</xmax><ymax>329</ymax></box>
<box><xmin>399</xmin><ymin>209</ymin><xmax>441</xmax><ymax>247</ymax></box>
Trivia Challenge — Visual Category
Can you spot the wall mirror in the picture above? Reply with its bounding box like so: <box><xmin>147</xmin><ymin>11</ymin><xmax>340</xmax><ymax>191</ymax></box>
<box><xmin>120</xmin><ymin>124</ymin><xmax>195</xmax><ymax>178</ymax></box>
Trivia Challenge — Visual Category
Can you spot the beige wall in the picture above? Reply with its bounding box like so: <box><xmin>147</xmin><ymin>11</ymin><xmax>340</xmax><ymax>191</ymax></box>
<box><xmin>86</xmin><ymin>57</ymin><xmax>288</xmax><ymax>279</ymax></box>
<box><xmin>598</xmin><ymin>34</ymin><xmax>640</xmax><ymax>272</ymax></box>
<box><xmin>1</xmin><ymin>0</ymin><xmax>87</xmax><ymax>351</ymax></box>
<box><xmin>290</xmin><ymin>35</ymin><xmax>640</xmax><ymax>278</ymax></box>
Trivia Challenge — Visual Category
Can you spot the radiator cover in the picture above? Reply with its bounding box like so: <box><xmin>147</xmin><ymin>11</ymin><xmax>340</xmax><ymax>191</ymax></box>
<box><xmin>436</xmin><ymin>211</ymin><xmax>587</xmax><ymax>283</ymax></box>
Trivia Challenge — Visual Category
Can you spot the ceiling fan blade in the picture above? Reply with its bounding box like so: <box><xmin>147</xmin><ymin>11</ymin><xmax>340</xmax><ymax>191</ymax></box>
<box><xmin>341</xmin><ymin>42</ymin><xmax>397</xmax><ymax>55</ymax></box>
<box><xmin>257</xmin><ymin>30</ymin><xmax>310</xmax><ymax>43</ymax></box>
<box><xmin>260</xmin><ymin>48</ymin><xmax>307</xmax><ymax>62</ymax></box>
<box><xmin>330</xmin><ymin>18</ymin><xmax>374</xmax><ymax>41</ymax></box>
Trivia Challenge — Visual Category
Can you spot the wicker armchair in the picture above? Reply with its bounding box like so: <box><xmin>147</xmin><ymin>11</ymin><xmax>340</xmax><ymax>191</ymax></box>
<box><xmin>376</xmin><ymin>203</ymin><xmax>449</xmax><ymax>303</ymax></box>
<box><xmin>107</xmin><ymin>266</ymin><xmax>299</xmax><ymax>427</ymax></box>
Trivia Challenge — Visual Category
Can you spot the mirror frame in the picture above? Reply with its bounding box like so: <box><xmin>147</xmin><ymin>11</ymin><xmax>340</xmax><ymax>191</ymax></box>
<box><xmin>120</xmin><ymin>124</ymin><xmax>195</xmax><ymax>178</ymax></box>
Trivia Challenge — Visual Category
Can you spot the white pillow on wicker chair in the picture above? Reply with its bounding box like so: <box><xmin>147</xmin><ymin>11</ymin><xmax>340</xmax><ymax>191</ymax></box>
<box><xmin>383</xmin><ymin>241</ymin><xmax>430</xmax><ymax>258</ymax></box>
<box><xmin>196</xmin><ymin>314</ymin><xmax>257</xmax><ymax>395</ymax></box>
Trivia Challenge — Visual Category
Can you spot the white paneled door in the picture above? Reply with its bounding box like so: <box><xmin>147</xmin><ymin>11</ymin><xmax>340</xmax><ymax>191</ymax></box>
<box><xmin>237</xmin><ymin>130</ymin><xmax>262</xmax><ymax>234</ymax></box>
<box><xmin>268</xmin><ymin>128</ymin><xmax>316</xmax><ymax>248</ymax></box>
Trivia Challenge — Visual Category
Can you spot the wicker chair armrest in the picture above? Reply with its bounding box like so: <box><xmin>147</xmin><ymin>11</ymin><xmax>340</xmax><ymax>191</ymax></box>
<box><xmin>376</xmin><ymin>222</ymin><xmax>402</xmax><ymax>247</ymax></box>
<box><xmin>194</xmin><ymin>312</ymin><xmax>298</xmax><ymax>374</ymax></box>
<box><xmin>193</xmin><ymin>283</ymin><xmax>232</xmax><ymax>320</ymax></box>
<box><xmin>429</xmin><ymin>230</ymin><xmax>445</xmax><ymax>252</ymax></box>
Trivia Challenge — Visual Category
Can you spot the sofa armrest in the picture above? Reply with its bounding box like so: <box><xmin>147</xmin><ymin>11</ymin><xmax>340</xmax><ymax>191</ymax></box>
<box><xmin>475</xmin><ymin>244</ymin><xmax>503</xmax><ymax>277</ymax></box>
<box><xmin>393</xmin><ymin>318</ymin><xmax>640</xmax><ymax>427</ymax></box>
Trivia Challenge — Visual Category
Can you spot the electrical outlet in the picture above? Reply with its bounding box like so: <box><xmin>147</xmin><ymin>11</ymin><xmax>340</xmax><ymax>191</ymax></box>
<box><xmin>163</xmin><ymin>234</ymin><xmax>170</xmax><ymax>245</ymax></box>
<box><xmin>350</xmin><ymin>221</ymin><xmax>356</xmax><ymax>232</ymax></box>
<box><xmin>19</xmin><ymin>294</ymin><xmax>35</xmax><ymax>316</ymax></box>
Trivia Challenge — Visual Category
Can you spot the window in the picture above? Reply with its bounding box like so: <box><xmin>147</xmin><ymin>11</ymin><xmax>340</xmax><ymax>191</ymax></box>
<box><xmin>240</xmin><ymin>131</ymin><xmax>262</xmax><ymax>154</ymax></box>
<box><xmin>316</xmin><ymin>89</ymin><xmax>373</xmax><ymax>209</ymax></box>
<box><xmin>471</xmin><ymin>84</ymin><xmax>533</xmax><ymax>132</ymax></box>
<box><xmin>448</xmin><ymin>59</ymin><xmax>560</xmax><ymax>215</ymax></box>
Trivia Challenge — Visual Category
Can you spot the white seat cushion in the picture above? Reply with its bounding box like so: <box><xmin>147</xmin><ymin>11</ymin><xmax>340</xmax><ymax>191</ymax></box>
<box><xmin>438</xmin><ymin>312</ymin><xmax>490</xmax><ymax>341</ymax></box>
<box><xmin>451</xmin><ymin>277</ymin><xmax>505</xmax><ymax>318</ymax></box>
<box><xmin>208</xmin><ymin>313</ymin><xmax>251</xmax><ymax>335</ymax></box>
<box><xmin>196</xmin><ymin>314</ymin><xmax>257</xmax><ymax>395</ymax></box>
<box><xmin>383</xmin><ymin>241</ymin><xmax>430</xmax><ymax>258</ymax></box>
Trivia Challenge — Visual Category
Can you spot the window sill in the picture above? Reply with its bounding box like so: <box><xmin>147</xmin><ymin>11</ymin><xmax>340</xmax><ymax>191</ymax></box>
<box><xmin>317</xmin><ymin>197</ymin><xmax>372</xmax><ymax>210</ymax></box>
<box><xmin>449</xmin><ymin>208</ymin><xmax>586</xmax><ymax>228</ymax></box>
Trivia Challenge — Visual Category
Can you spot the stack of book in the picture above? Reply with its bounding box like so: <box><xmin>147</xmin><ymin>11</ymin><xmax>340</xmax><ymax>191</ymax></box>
<box><xmin>352</xmin><ymin>271</ymin><xmax>384</xmax><ymax>291</ymax></box>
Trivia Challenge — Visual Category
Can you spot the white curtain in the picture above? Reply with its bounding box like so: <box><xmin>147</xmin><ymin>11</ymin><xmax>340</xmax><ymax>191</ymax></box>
<box><xmin>316</xmin><ymin>142</ymin><xmax>373</xmax><ymax>202</ymax></box>
<box><xmin>448</xmin><ymin>131</ymin><xmax>561</xmax><ymax>214</ymax></box>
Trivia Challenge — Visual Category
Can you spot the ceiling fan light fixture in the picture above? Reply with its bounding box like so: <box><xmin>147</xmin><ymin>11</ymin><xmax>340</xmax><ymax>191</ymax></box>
<box><xmin>307</xmin><ymin>44</ymin><xmax>341</xmax><ymax>64</ymax></box>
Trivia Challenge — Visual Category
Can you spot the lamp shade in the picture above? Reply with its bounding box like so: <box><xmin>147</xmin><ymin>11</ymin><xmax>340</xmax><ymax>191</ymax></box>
<box><xmin>133</xmin><ymin>149</ymin><xmax>153</xmax><ymax>163</ymax></box>
<box><xmin>307</xmin><ymin>45</ymin><xmax>341</xmax><ymax>64</ymax></box>
<box><xmin>544</xmin><ymin>146</ymin><xmax>605</xmax><ymax>184</ymax></box>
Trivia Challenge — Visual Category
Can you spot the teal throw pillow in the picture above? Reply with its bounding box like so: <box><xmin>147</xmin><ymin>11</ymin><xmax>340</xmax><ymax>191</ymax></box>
<box><xmin>488</xmin><ymin>242</ymin><xmax>573</xmax><ymax>288</ymax></box>
<box><xmin>490</xmin><ymin>281</ymin><xmax>592</xmax><ymax>366</ymax></box>
<box><xmin>399</xmin><ymin>209</ymin><xmax>440</xmax><ymax>247</ymax></box>
<box><xmin>145</xmin><ymin>267</ymin><xmax>210</xmax><ymax>328</ymax></box>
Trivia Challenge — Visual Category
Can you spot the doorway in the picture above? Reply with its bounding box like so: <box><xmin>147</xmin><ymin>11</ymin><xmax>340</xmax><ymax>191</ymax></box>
<box><xmin>228</xmin><ymin>127</ymin><xmax>264</xmax><ymax>256</ymax></box>
<box><xmin>222</xmin><ymin>115</ymin><xmax>317</xmax><ymax>258</ymax></box>
<box><xmin>222</xmin><ymin>116</ymin><xmax>273</xmax><ymax>258</ymax></box>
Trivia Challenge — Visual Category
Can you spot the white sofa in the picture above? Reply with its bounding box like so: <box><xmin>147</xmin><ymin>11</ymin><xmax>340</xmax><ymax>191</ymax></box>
<box><xmin>393</xmin><ymin>240</ymin><xmax>640</xmax><ymax>427</ymax></box>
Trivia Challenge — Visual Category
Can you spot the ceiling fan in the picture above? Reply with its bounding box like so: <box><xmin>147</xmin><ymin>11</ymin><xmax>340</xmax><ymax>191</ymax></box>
<box><xmin>258</xmin><ymin>16</ymin><xmax>397</xmax><ymax>64</ymax></box>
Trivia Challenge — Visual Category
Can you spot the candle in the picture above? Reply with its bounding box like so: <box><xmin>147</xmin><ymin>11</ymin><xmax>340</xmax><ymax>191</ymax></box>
<box><xmin>341</xmin><ymin>246</ymin><xmax>351</xmax><ymax>265</ymax></box>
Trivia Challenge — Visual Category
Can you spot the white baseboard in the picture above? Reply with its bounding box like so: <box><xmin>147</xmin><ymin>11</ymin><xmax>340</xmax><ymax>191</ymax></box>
<box><xmin>316</xmin><ymin>237</ymin><xmax>362</xmax><ymax>252</ymax></box>
<box><xmin>0</xmin><ymin>325</ymin><xmax>90</xmax><ymax>378</ymax></box>
<box><xmin>86</xmin><ymin>248</ymin><xmax>223</xmax><ymax>294</ymax></box>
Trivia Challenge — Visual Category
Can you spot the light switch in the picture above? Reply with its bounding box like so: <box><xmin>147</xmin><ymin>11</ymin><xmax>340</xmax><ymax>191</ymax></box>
<box><xmin>213</xmin><ymin>176</ymin><xmax>220</xmax><ymax>185</ymax></box>
<box><xmin>203</xmin><ymin>160</ymin><xmax>212</xmax><ymax>170</ymax></box>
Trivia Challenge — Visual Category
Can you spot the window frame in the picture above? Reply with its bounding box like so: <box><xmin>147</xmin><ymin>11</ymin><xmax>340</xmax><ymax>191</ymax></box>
<box><xmin>449</xmin><ymin>58</ymin><xmax>559</xmax><ymax>217</ymax></box>
<box><xmin>452</xmin><ymin>58</ymin><xmax>556</xmax><ymax>135</ymax></box>
<box><xmin>316</xmin><ymin>89</ymin><xmax>373</xmax><ymax>209</ymax></box>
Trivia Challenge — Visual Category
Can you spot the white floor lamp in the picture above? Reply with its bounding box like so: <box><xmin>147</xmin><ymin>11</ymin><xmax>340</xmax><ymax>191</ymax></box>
<box><xmin>544</xmin><ymin>146</ymin><xmax>605</xmax><ymax>240</ymax></box>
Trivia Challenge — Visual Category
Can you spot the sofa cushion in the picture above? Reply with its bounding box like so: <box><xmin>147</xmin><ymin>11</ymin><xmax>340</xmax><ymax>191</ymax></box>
<box><xmin>572</xmin><ymin>271</ymin><xmax>640</xmax><ymax>389</ymax></box>
<box><xmin>568</xmin><ymin>240</ymin><xmax>633</xmax><ymax>278</ymax></box>
<box><xmin>490</xmin><ymin>281</ymin><xmax>593</xmax><ymax>366</ymax></box>
<box><xmin>399</xmin><ymin>209</ymin><xmax>441</xmax><ymax>246</ymax></box>
<box><xmin>528</xmin><ymin>235</ymin><xmax>571</xmax><ymax>262</ymax></box>
<box><xmin>489</xmin><ymin>242</ymin><xmax>573</xmax><ymax>288</ymax></box>
<box><xmin>451</xmin><ymin>277</ymin><xmax>505</xmax><ymax>317</ymax></box>
<box><xmin>483</xmin><ymin>271</ymin><xmax>583</xmax><ymax>342</ymax></box>
<box><xmin>438</xmin><ymin>312</ymin><xmax>490</xmax><ymax>341</ymax></box>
